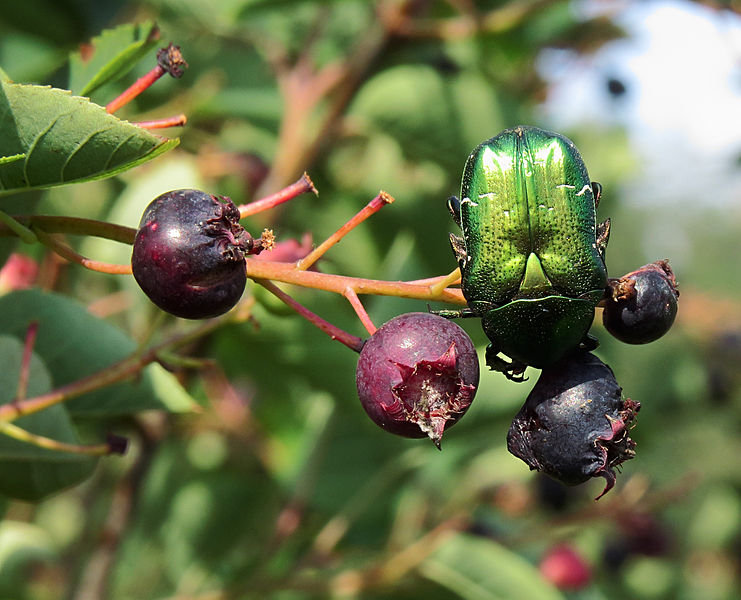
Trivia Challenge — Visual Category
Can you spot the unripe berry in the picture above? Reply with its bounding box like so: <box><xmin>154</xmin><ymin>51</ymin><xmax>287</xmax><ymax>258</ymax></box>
<box><xmin>356</xmin><ymin>312</ymin><xmax>479</xmax><ymax>447</ymax></box>
<box><xmin>539</xmin><ymin>544</ymin><xmax>591</xmax><ymax>591</ymax></box>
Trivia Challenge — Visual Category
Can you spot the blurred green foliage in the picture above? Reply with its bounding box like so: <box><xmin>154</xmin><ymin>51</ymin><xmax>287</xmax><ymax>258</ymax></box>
<box><xmin>0</xmin><ymin>0</ymin><xmax>740</xmax><ymax>599</ymax></box>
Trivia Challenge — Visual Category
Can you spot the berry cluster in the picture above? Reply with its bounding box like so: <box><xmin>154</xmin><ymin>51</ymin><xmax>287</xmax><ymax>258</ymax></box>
<box><xmin>129</xmin><ymin>177</ymin><xmax>678</xmax><ymax>499</ymax></box>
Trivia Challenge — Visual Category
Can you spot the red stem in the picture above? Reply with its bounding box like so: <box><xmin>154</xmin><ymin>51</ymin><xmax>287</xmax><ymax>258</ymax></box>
<box><xmin>134</xmin><ymin>114</ymin><xmax>187</xmax><ymax>129</ymax></box>
<box><xmin>105</xmin><ymin>65</ymin><xmax>165</xmax><ymax>114</ymax></box>
<box><xmin>256</xmin><ymin>279</ymin><xmax>364</xmax><ymax>352</ymax></box>
<box><xmin>16</xmin><ymin>321</ymin><xmax>39</xmax><ymax>400</ymax></box>
<box><xmin>238</xmin><ymin>173</ymin><xmax>317</xmax><ymax>218</ymax></box>
<box><xmin>344</xmin><ymin>288</ymin><xmax>376</xmax><ymax>336</ymax></box>
<box><xmin>296</xmin><ymin>191</ymin><xmax>394</xmax><ymax>271</ymax></box>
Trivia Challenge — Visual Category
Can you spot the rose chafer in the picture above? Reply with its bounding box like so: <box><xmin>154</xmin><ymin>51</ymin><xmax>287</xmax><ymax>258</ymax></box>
<box><xmin>444</xmin><ymin>125</ymin><xmax>610</xmax><ymax>380</ymax></box>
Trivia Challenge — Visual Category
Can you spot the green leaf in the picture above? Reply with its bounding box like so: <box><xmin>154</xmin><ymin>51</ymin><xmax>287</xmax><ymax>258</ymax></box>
<box><xmin>419</xmin><ymin>534</ymin><xmax>565</xmax><ymax>600</ymax></box>
<box><xmin>350</xmin><ymin>64</ymin><xmax>464</xmax><ymax>169</ymax></box>
<box><xmin>0</xmin><ymin>80</ymin><xmax>178</xmax><ymax>195</ymax></box>
<box><xmin>0</xmin><ymin>335</ymin><xmax>97</xmax><ymax>501</ymax></box>
<box><xmin>0</xmin><ymin>289</ymin><xmax>196</xmax><ymax>417</ymax></box>
<box><xmin>69</xmin><ymin>21</ymin><xmax>160</xmax><ymax>97</ymax></box>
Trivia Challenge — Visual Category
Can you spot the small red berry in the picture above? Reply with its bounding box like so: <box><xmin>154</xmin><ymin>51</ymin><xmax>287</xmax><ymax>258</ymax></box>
<box><xmin>0</xmin><ymin>253</ymin><xmax>37</xmax><ymax>291</ymax></box>
<box><xmin>539</xmin><ymin>544</ymin><xmax>591</xmax><ymax>591</ymax></box>
<box><xmin>356</xmin><ymin>312</ymin><xmax>479</xmax><ymax>447</ymax></box>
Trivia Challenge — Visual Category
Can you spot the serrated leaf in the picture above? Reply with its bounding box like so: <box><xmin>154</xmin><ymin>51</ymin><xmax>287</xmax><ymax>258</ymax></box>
<box><xmin>69</xmin><ymin>21</ymin><xmax>160</xmax><ymax>97</ymax></box>
<box><xmin>0</xmin><ymin>335</ymin><xmax>97</xmax><ymax>501</ymax></box>
<box><xmin>419</xmin><ymin>533</ymin><xmax>565</xmax><ymax>600</ymax></box>
<box><xmin>0</xmin><ymin>289</ymin><xmax>196</xmax><ymax>417</ymax></box>
<box><xmin>0</xmin><ymin>80</ymin><xmax>178</xmax><ymax>195</ymax></box>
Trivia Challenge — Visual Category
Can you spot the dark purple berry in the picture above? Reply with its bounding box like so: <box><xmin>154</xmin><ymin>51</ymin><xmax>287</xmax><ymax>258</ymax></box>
<box><xmin>356</xmin><ymin>312</ymin><xmax>479</xmax><ymax>448</ymax></box>
<box><xmin>507</xmin><ymin>351</ymin><xmax>639</xmax><ymax>499</ymax></box>
<box><xmin>603</xmin><ymin>260</ymin><xmax>679</xmax><ymax>344</ymax></box>
<box><xmin>132</xmin><ymin>189</ymin><xmax>256</xmax><ymax>319</ymax></box>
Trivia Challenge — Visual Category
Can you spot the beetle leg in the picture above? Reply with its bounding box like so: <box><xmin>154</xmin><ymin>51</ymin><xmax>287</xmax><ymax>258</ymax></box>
<box><xmin>485</xmin><ymin>345</ymin><xmax>528</xmax><ymax>382</ymax></box>
<box><xmin>591</xmin><ymin>181</ymin><xmax>603</xmax><ymax>207</ymax></box>
<box><xmin>447</xmin><ymin>195</ymin><xmax>462</xmax><ymax>228</ymax></box>
<box><xmin>432</xmin><ymin>307</ymin><xmax>477</xmax><ymax>319</ymax></box>
<box><xmin>596</xmin><ymin>218</ymin><xmax>610</xmax><ymax>260</ymax></box>
<box><xmin>580</xmin><ymin>334</ymin><xmax>599</xmax><ymax>351</ymax></box>
<box><xmin>449</xmin><ymin>233</ymin><xmax>467</xmax><ymax>269</ymax></box>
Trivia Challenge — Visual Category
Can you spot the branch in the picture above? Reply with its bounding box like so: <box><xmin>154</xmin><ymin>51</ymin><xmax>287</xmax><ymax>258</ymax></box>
<box><xmin>245</xmin><ymin>259</ymin><xmax>465</xmax><ymax>304</ymax></box>
<box><xmin>0</xmin><ymin>318</ymin><xmax>223</xmax><ymax>423</ymax></box>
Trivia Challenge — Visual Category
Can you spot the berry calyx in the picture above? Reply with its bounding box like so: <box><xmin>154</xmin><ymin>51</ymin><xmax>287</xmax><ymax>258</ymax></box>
<box><xmin>355</xmin><ymin>312</ymin><xmax>479</xmax><ymax>447</ymax></box>
<box><xmin>132</xmin><ymin>189</ymin><xmax>268</xmax><ymax>319</ymax></box>
<box><xmin>603</xmin><ymin>260</ymin><xmax>679</xmax><ymax>344</ymax></box>
<box><xmin>507</xmin><ymin>351</ymin><xmax>639</xmax><ymax>499</ymax></box>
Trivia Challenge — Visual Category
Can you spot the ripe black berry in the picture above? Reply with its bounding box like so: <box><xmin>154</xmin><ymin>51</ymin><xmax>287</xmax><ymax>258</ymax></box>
<box><xmin>603</xmin><ymin>260</ymin><xmax>679</xmax><ymax>344</ymax></box>
<box><xmin>507</xmin><ymin>351</ymin><xmax>639</xmax><ymax>499</ymax></box>
<box><xmin>132</xmin><ymin>189</ymin><xmax>257</xmax><ymax>319</ymax></box>
<box><xmin>356</xmin><ymin>312</ymin><xmax>479</xmax><ymax>447</ymax></box>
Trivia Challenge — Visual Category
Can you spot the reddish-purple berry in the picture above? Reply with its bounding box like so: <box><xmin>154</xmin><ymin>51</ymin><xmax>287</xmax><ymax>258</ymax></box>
<box><xmin>507</xmin><ymin>351</ymin><xmax>639</xmax><ymax>499</ymax></box>
<box><xmin>603</xmin><ymin>260</ymin><xmax>679</xmax><ymax>344</ymax></box>
<box><xmin>132</xmin><ymin>189</ymin><xmax>255</xmax><ymax>319</ymax></box>
<box><xmin>539</xmin><ymin>544</ymin><xmax>591</xmax><ymax>591</ymax></box>
<box><xmin>356</xmin><ymin>312</ymin><xmax>479</xmax><ymax>447</ymax></box>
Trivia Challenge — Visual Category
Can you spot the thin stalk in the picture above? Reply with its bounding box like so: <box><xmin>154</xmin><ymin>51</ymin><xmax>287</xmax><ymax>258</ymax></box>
<box><xmin>35</xmin><ymin>230</ymin><xmax>132</xmax><ymax>275</ymax></box>
<box><xmin>133</xmin><ymin>114</ymin><xmax>187</xmax><ymax>129</ymax></box>
<box><xmin>428</xmin><ymin>267</ymin><xmax>462</xmax><ymax>296</ymax></box>
<box><xmin>296</xmin><ymin>191</ymin><xmax>394</xmax><ymax>271</ymax></box>
<box><xmin>0</xmin><ymin>318</ymin><xmax>222</xmax><ymax>424</ymax></box>
<box><xmin>16</xmin><ymin>321</ymin><xmax>38</xmax><ymax>400</ymax></box>
<box><xmin>406</xmin><ymin>272</ymin><xmax>461</xmax><ymax>286</ymax></box>
<box><xmin>0</xmin><ymin>216</ymin><xmax>136</xmax><ymax>244</ymax></box>
<box><xmin>256</xmin><ymin>279</ymin><xmax>364</xmax><ymax>352</ymax></box>
<box><xmin>343</xmin><ymin>288</ymin><xmax>376</xmax><ymax>336</ymax></box>
<box><xmin>238</xmin><ymin>173</ymin><xmax>317</xmax><ymax>218</ymax></box>
<box><xmin>106</xmin><ymin>65</ymin><xmax>165</xmax><ymax>113</ymax></box>
<box><xmin>0</xmin><ymin>423</ymin><xmax>125</xmax><ymax>456</ymax></box>
<box><xmin>106</xmin><ymin>44</ymin><xmax>188</xmax><ymax>114</ymax></box>
<box><xmin>0</xmin><ymin>210</ymin><xmax>37</xmax><ymax>243</ymax></box>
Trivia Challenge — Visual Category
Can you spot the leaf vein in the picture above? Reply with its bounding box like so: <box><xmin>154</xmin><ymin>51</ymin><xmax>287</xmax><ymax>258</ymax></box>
<box><xmin>104</xmin><ymin>132</ymin><xmax>136</xmax><ymax>170</ymax></box>
<box><xmin>60</xmin><ymin>126</ymin><xmax>115</xmax><ymax>181</ymax></box>
<box><xmin>22</xmin><ymin>110</ymin><xmax>74</xmax><ymax>187</ymax></box>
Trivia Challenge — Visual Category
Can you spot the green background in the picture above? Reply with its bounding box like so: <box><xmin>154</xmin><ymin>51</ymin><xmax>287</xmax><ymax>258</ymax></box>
<box><xmin>0</xmin><ymin>1</ymin><xmax>739</xmax><ymax>598</ymax></box>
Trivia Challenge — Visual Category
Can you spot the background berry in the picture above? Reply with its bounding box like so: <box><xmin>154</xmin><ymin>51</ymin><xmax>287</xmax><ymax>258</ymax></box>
<box><xmin>539</xmin><ymin>544</ymin><xmax>591</xmax><ymax>591</ymax></box>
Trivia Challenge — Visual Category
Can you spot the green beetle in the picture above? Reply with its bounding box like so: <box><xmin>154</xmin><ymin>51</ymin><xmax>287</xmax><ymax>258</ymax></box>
<box><xmin>444</xmin><ymin>125</ymin><xmax>610</xmax><ymax>381</ymax></box>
